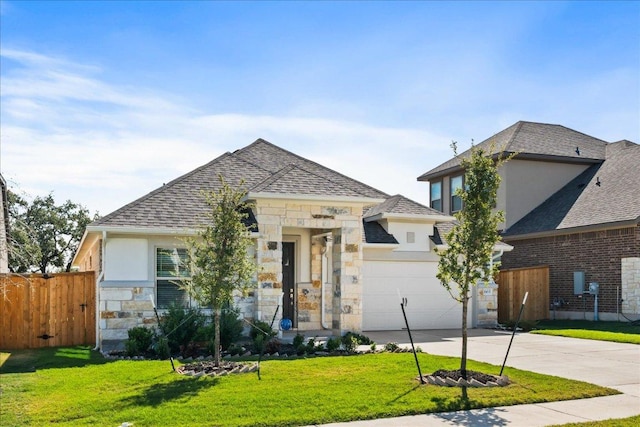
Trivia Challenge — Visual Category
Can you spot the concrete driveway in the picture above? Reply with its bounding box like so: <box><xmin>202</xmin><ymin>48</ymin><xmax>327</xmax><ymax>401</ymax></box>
<box><xmin>309</xmin><ymin>329</ymin><xmax>640</xmax><ymax>426</ymax></box>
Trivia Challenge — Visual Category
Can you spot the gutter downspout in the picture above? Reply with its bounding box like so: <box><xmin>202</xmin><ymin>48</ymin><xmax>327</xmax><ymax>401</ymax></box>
<box><xmin>94</xmin><ymin>231</ymin><xmax>107</xmax><ymax>351</ymax></box>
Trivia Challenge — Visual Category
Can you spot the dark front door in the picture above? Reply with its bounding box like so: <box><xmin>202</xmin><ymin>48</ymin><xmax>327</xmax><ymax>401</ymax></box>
<box><xmin>282</xmin><ymin>242</ymin><xmax>296</xmax><ymax>327</ymax></box>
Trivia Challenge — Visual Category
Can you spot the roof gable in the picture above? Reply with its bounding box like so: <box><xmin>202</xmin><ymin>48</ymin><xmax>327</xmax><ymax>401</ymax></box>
<box><xmin>251</xmin><ymin>165</ymin><xmax>369</xmax><ymax>198</ymax></box>
<box><xmin>418</xmin><ymin>121</ymin><xmax>608</xmax><ymax>181</ymax></box>
<box><xmin>364</xmin><ymin>194</ymin><xmax>444</xmax><ymax>218</ymax></box>
<box><xmin>91</xmin><ymin>139</ymin><xmax>388</xmax><ymax>229</ymax></box>
<box><xmin>504</xmin><ymin>142</ymin><xmax>640</xmax><ymax>236</ymax></box>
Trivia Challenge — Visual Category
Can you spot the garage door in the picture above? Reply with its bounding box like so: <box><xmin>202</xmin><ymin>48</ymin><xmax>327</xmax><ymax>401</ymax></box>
<box><xmin>362</xmin><ymin>260</ymin><xmax>467</xmax><ymax>331</ymax></box>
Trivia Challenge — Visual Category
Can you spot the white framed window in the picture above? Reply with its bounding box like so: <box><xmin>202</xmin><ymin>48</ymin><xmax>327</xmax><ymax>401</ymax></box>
<box><xmin>156</xmin><ymin>247</ymin><xmax>191</xmax><ymax>309</ymax></box>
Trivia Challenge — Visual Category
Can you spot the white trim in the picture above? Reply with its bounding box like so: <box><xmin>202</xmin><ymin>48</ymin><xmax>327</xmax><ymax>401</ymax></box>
<box><xmin>362</xmin><ymin>242</ymin><xmax>401</xmax><ymax>250</ymax></box>
<box><xmin>86</xmin><ymin>225</ymin><xmax>199</xmax><ymax>235</ymax></box>
<box><xmin>364</xmin><ymin>212</ymin><xmax>455</xmax><ymax>223</ymax></box>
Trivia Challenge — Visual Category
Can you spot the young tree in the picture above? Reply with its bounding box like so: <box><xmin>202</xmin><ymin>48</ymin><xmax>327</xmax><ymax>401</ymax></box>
<box><xmin>436</xmin><ymin>142</ymin><xmax>509</xmax><ymax>381</ymax></box>
<box><xmin>184</xmin><ymin>176</ymin><xmax>256</xmax><ymax>366</ymax></box>
<box><xmin>7</xmin><ymin>192</ymin><xmax>96</xmax><ymax>273</ymax></box>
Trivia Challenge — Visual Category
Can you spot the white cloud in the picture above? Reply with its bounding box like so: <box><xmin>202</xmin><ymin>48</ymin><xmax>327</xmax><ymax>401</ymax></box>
<box><xmin>1</xmin><ymin>49</ymin><xmax>446</xmax><ymax>216</ymax></box>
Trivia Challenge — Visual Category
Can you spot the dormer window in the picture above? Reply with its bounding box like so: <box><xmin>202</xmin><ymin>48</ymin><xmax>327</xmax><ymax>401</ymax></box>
<box><xmin>451</xmin><ymin>175</ymin><xmax>464</xmax><ymax>213</ymax></box>
<box><xmin>430</xmin><ymin>181</ymin><xmax>442</xmax><ymax>211</ymax></box>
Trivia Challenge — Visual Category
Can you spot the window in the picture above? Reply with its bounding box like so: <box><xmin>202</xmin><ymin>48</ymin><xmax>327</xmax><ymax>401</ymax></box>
<box><xmin>430</xmin><ymin>181</ymin><xmax>442</xmax><ymax>211</ymax></box>
<box><xmin>156</xmin><ymin>248</ymin><xmax>191</xmax><ymax>309</ymax></box>
<box><xmin>451</xmin><ymin>175</ymin><xmax>463</xmax><ymax>213</ymax></box>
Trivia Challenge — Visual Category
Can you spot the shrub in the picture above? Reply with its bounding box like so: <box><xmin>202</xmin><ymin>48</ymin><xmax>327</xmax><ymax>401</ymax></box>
<box><xmin>158</xmin><ymin>303</ymin><xmax>206</xmax><ymax>354</ymax></box>
<box><xmin>384</xmin><ymin>342</ymin><xmax>399</xmax><ymax>352</ymax></box>
<box><xmin>154</xmin><ymin>336</ymin><xmax>171</xmax><ymax>360</ymax></box>
<box><xmin>125</xmin><ymin>326</ymin><xmax>154</xmax><ymax>356</ymax></box>
<box><xmin>344</xmin><ymin>332</ymin><xmax>372</xmax><ymax>345</ymax></box>
<box><xmin>254</xmin><ymin>334</ymin><xmax>266</xmax><ymax>354</ymax></box>
<box><xmin>326</xmin><ymin>337</ymin><xmax>341</xmax><ymax>352</ymax></box>
<box><xmin>341</xmin><ymin>334</ymin><xmax>359</xmax><ymax>353</ymax></box>
<box><xmin>292</xmin><ymin>333</ymin><xmax>305</xmax><ymax>349</ymax></box>
<box><xmin>250</xmin><ymin>320</ymin><xmax>275</xmax><ymax>340</ymax></box>
<box><xmin>265</xmin><ymin>338</ymin><xmax>281</xmax><ymax>355</ymax></box>
<box><xmin>198</xmin><ymin>308</ymin><xmax>245</xmax><ymax>351</ymax></box>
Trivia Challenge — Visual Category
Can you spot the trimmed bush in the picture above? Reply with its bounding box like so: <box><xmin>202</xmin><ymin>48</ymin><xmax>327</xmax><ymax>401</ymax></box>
<box><xmin>158</xmin><ymin>303</ymin><xmax>206</xmax><ymax>354</ymax></box>
<box><xmin>125</xmin><ymin>326</ymin><xmax>154</xmax><ymax>357</ymax></box>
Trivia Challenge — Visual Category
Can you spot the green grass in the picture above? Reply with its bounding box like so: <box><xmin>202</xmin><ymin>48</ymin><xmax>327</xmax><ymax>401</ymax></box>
<box><xmin>0</xmin><ymin>346</ymin><xmax>618</xmax><ymax>427</ymax></box>
<box><xmin>553</xmin><ymin>415</ymin><xmax>640</xmax><ymax>427</ymax></box>
<box><xmin>532</xmin><ymin>320</ymin><xmax>640</xmax><ymax>344</ymax></box>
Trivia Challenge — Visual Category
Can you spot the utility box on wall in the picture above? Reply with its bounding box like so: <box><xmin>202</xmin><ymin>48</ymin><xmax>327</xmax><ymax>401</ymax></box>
<box><xmin>573</xmin><ymin>271</ymin><xmax>585</xmax><ymax>295</ymax></box>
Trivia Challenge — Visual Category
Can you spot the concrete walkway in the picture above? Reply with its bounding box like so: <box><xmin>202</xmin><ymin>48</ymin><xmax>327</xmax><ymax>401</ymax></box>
<box><xmin>307</xmin><ymin>329</ymin><xmax>640</xmax><ymax>426</ymax></box>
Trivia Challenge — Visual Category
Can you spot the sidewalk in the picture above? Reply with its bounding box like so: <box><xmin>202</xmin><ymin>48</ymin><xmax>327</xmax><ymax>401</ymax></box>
<box><xmin>307</xmin><ymin>330</ymin><xmax>640</xmax><ymax>426</ymax></box>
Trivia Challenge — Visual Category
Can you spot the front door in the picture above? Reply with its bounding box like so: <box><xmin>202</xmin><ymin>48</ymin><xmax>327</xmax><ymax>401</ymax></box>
<box><xmin>282</xmin><ymin>242</ymin><xmax>296</xmax><ymax>327</ymax></box>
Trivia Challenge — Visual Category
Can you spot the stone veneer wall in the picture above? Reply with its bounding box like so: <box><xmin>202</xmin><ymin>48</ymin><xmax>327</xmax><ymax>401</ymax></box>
<box><xmin>502</xmin><ymin>225</ymin><xmax>639</xmax><ymax>320</ymax></box>
<box><xmin>99</xmin><ymin>282</ymin><xmax>256</xmax><ymax>351</ymax></box>
<box><xmin>100</xmin><ymin>283</ymin><xmax>156</xmax><ymax>351</ymax></box>
<box><xmin>254</xmin><ymin>200</ymin><xmax>364</xmax><ymax>333</ymax></box>
<box><xmin>476</xmin><ymin>281</ymin><xmax>499</xmax><ymax>327</ymax></box>
<box><xmin>621</xmin><ymin>257</ymin><xmax>640</xmax><ymax>320</ymax></box>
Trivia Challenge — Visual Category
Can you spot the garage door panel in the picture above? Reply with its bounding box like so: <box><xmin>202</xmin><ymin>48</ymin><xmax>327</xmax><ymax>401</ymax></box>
<box><xmin>362</xmin><ymin>260</ymin><xmax>466</xmax><ymax>331</ymax></box>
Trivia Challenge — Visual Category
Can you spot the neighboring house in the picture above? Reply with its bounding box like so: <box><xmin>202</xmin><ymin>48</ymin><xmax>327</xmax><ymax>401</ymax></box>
<box><xmin>0</xmin><ymin>174</ymin><xmax>9</xmax><ymax>274</ymax></box>
<box><xmin>418</xmin><ymin>121</ymin><xmax>640</xmax><ymax>321</ymax></box>
<box><xmin>73</xmin><ymin>139</ymin><xmax>504</xmax><ymax>351</ymax></box>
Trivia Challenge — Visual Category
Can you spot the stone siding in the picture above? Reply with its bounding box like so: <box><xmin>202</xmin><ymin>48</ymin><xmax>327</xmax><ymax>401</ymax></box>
<box><xmin>476</xmin><ymin>281</ymin><xmax>499</xmax><ymax>327</ymax></box>
<box><xmin>255</xmin><ymin>199</ymin><xmax>364</xmax><ymax>333</ymax></box>
<box><xmin>99</xmin><ymin>282</ymin><xmax>156</xmax><ymax>350</ymax></box>
<box><xmin>502</xmin><ymin>226</ymin><xmax>639</xmax><ymax>318</ymax></box>
<box><xmin>621</xmin><ymin>257</ymin><xmax>640</xmax><ymax>320</ymax></box>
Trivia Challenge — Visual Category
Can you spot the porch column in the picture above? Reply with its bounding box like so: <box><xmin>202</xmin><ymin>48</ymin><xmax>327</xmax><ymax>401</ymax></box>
<box><xmin>332</xmin><ymin>221</ymin><xmax>364</xmax><ymax>335</ymax></box>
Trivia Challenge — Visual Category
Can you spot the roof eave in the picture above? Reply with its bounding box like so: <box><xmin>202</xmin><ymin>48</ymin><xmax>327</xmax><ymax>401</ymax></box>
<box><xmin>85</xmin><ymin>225</ymin><xmax>199</xmax><ymax>236</ymax></box>
<box><xmin>502</xmin><ymin>219</ymin><xmax>640</xmax><ymax>241</ymax></box>
<box><xmin>364</xmin><ymin>212</ymin><xmax>455</xmax><ymax>223</ymax></box>
<box><xmin>247</xmin><ymin>192</ymin><xmax>386</xmax><ymax>204</ymax></box>
<box><xmin>362</xmin><ymin>242</ymin><xmax>401</xmax><ymax>249</ymax></box>
<box><xmin>417</xmin><ymin>152</ymin><xmax>603</xmax><ymax>182</ymax></box>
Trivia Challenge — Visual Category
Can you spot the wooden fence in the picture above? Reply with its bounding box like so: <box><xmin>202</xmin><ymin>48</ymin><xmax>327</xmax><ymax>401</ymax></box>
<box><xmin>498</xmin><ymin>265</ymin><xmax>549</xmax><ymax>323</ymax></box>
<box><xmin>0</xmin><ymin>272</ymin><xmax>96</xmax><ymax>349</ymax></box>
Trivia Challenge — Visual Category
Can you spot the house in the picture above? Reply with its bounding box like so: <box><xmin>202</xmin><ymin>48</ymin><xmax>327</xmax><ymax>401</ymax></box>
<box><xmin>418</xmin><ymin>121</ymin><xmax>640</xmax><ymax>321</ymax></box>
<box><xmin>73</xmin><ymin>139</ymin><xmax>506</xmax><ymax>351</ymax></box>
<box><xmin>0</xmin><ymin>174</ymin><xmax>9</xmax><ymax>274</ymax></box>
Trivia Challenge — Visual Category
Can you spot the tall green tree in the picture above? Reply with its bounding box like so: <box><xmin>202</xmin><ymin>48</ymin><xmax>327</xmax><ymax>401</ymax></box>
<box><xmin>436</xmin><ymin>142</ymin><xmax>510</xmax><ymax>382</ymax></box>
<box><xmin>8</xmin><ymin>192</ymin><xmax>96</xmax><ymax>273</ymax></box>
<box><xmin>184</xmin><ymin>176</ymin><xmax>256</xmax><ymax>366</ymax></box>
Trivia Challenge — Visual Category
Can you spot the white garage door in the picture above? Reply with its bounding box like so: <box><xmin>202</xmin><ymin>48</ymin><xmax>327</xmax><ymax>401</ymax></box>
<box><xmin>362</xmin><ymin>260</ymin><xmax>466</xmax><ymax>331</ymax></box>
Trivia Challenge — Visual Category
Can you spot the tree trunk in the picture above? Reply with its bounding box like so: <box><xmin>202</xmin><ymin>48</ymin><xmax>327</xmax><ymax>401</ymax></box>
<box><xmin>461</xmin><ymin>292</ymin><xmax>469</xmax><ymax>402</ymax></box>
<box><xmin>461</xmin><ymin>292</ymin><xmax>468</xmax><ymax>376</ymax></box>
<box><xmin>214</xmin><ymin>307</ymin><xmax>221</xmax><ymax>367</ymax></box>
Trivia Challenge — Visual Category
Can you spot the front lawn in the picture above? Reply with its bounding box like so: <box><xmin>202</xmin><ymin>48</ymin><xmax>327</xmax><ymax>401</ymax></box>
<box><xmin>553</xmin><ymin>415</ymin><xmax>640</xmax><ymax>427</ymax></box>
<box><xmin>532</xmin><ymin>320</ymin><xmax>640</xmax><ymax>344</ymax></box>
<box><xmin>0</xmin><ymin>346</ymin><xmax>618</xmax><ymax>427</ymax></box>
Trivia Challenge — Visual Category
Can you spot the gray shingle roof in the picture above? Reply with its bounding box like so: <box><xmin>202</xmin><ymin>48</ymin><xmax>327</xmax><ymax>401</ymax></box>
<box><xmin>92</xmin><ymin>139</ymin><xmax>388</xmax><ymax>229</ymax></box>
<box><xmin>363</xmin><ymin>221</ymin><xmax>399</xmax><ymax>244</ymax></box>
<box><xmin>503</xmin><ymin>141</ymin><xmax>640</xmax><ymax>237</ymax></box>
<box><xmin>430</xmin><ymin>221</ymin><xmax>512</xmax><ymax>252</ymax></box>
<box><xmin>418</xmin><ymin>121</ymin><xmax>608</xmax><ymax>181</ymax></box>
<box><xmin>363</xmin><ymin>194</ymin><xmax>443</xmax><ymax>218</ymax></box>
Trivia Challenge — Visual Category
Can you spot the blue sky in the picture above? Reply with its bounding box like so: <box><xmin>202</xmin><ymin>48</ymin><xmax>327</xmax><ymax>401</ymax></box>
<box><xmin>1</xmin><ymin>1</ymin><xmax>638</xmax><ymax>216</ymax></box>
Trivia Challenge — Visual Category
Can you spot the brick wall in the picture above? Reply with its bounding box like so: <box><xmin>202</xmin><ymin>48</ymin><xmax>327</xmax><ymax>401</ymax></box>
<box><xmin>502</xmin><ymin>225</ymin><xmax>639</xmax><ymax>317</ymax></box>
